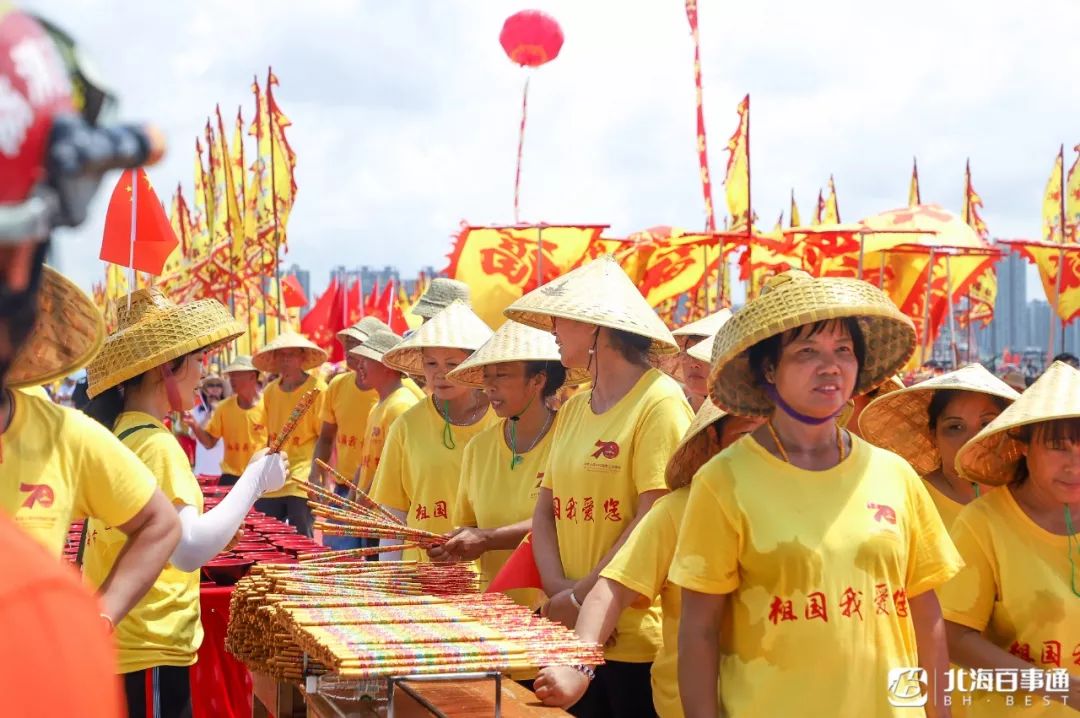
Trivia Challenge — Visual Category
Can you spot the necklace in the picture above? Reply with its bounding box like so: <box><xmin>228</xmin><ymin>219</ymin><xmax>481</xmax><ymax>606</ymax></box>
<box><xmin>505</xmin><ymin>410</ymin><xmax>554</xmax><ymax>469</ymax></box>
<box><xmin>766</xmin><ymin>420</ymin><xmax>846</xmax><ymax>465</ymax></box>
<box><xmin>438</xmin><ymin>395</ymin><xmax>486</xmax><ymax>450</ymax></box>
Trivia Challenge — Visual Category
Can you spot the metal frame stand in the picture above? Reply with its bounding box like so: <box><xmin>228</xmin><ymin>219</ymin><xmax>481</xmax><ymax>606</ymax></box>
<box><xmin>387</xmin><ymin>672</ymin><xmax>503</xmax><ymax>718</ymax></box>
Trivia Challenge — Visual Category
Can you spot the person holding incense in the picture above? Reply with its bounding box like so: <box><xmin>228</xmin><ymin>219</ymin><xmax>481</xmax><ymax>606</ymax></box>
<box><xmin>84</xmin><ymin>288</ymin><xmax>287</xmax><ymax>717</ymax></box>
<box><xmin>370</xmin><ymin>301</ymin><xmax>497</xmax><ymax>562</ymax></box>
<box><xmin>670</xmin><ymin>270</ymin><xmax>962</xmax><ymax>718</ymax></box>
<box><xmin>187</xmin><ymin>355</ymin><xmax>268</xmax><ymax>486</ymax></box>
<box><xmin>663</xmin><ymin>309</ymin><xmax>731</xmax><ymax>413</ymax></box>
<box><xmin>534</xmin><ymin>399</ymin><xmax>762</xmax><ymax>716</ymax></box>
<box><xmin>252</xmin><ymin>331</ymin><xmax>329</xmax><ymax>536</ymax></box>
<box><xmin>505</xmin><ymin>255</ymin><xmax>694</xmax><ymax>718</ymax></box>
<box><xmin>939</xmin><ymin>360</ymin><xmax>1080</xmax><ymax>713</ymax></box>
<box><xmin>434</xmin><ymin>321</ymin><xmax>586</xmax><ymax>604</ymax></box>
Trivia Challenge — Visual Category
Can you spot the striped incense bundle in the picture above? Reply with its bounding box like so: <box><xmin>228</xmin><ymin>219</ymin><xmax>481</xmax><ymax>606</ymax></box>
<box><xmin>298</xmin><ymin>544</ymin><xmax>416</xmax><ymax>563</ymax></box>
<box><xmin>314</xmin><ymin>459</ymin><xmax>403</xmax><ymax>525</ymax></box>
<box><xmin>268</xmin><ymin>388</ymin><xmax>320</xmax><ymax>453</ymax></box>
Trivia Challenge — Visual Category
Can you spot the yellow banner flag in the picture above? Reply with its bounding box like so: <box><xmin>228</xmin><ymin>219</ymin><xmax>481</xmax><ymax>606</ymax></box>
<box><xmin>789</xmin><ymin>190</ymin><xmax>801</xmax><ymax>228</ymax></box>
<box><xmin>723</xmin><ymin>95</ymin><xmax>750</xmax><ymax>229</ymax></box>
<box><xmin>822</xmin><ymin>176</ymin><xmax>841</xmax><ymax>223</ymax></box>
<box><xmin>962</xmin><ymin>160</ymin><xmax>995</xmax><ymax>326</ymax></box>
<box><xmin>1043</xmin><ymin>146</ymin><xmax>1065</xmax><ymax>243</ymax></box>
<box><xmin>908</xmin><ymin>158</ymin><xmax>921</xmax><ymax>207</ymax></box>
<box><xmin>1066</xmin><ymin>144</ymin><xmax>1080</xmax><ymax>236</ymax></box>
<box><xmin>444</xmin><ymin>225</ymin><xmax>604</xmax><ymax>328</ymax></box>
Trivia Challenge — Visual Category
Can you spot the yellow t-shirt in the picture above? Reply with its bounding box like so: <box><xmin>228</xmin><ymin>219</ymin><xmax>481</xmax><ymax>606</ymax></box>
<box><xmin>454</xmin><ymin>414</ymin><xmax>559</xmax><ymax>607</ymax></box>
<box><xmin>1</xmin><ymin>391</ymin><xmax>156</xmax><ymax>557</ymax></box>
<box><xmin>262</xmin><ymin>373</ymin><xmax>327</xmax><ymax>498</ymax></box>
<box><xmin>402</xmin><ymin>377</ymin><xmax>425</xmax><ymax>400</ymax></box>
<box><xmin>17</xmin><ymin>385</ymin><xmax>51</xmax><ymax>401</ymax></box>
<box><xmin>939</xmin><ymin>488</ymin><xmax>1079</xmax><ymax>717</ymax></box>
<box><xmin>84</xmin><ymin>412</ymin><xmax>205</xmax><ymax>673</ymax></box>
<box><xmin>670</xmin><ymin>434</ymin><xmax>963</xmax><ymax>718</ymax></box>
<box><xmin>356</xmin><ymin>386</ymin><xmax>420</xmax><ymax>493</ymax></box>
<box><xmin>924</xmin><ymin>478</ymin><xmax>968</xmax><ymax>530</ymax></box>
<box><xmin>321</xmin><ymin>372</ymin><xmax>378</xmax><ymax>484</ymax></box>
<box><xmin>542</xmin><ymin>368</ymin><xmax>693</xmax><ymax>663</ymax></box>
<box><xmin>602</xmin><ymin>488</ymin><xmax>702</xmax><ymax>718</ymax></box>
<box><xmin>204</xmin><ymin>395</ymin><xmax>267</xmax><ymax>476</ymax></box>
<box><xmin>369</xmin><ymin>397</ymin><xmax>497</xmax><ymax>562</ymax></box>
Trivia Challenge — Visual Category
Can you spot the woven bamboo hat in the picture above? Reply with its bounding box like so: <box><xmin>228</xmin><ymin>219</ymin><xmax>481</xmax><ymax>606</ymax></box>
<box><xmin>446</xmin><ymin>320</ymin><xmax>590</xmax><ymax>389</ymax></box>
<box><xmin>7</xmin><ymin>266</ymin><xmax>105</xmax><ymax>389</ymax></box>
<box><xmin>687</xmin><ymin>334</ymin><xmax>715</xmax><ymax>363</ymax></box>
<box><xmin>383</xmin><ymin>300</ymin><xmax>493</xmax><ymax>375</ymax></box>
<box><xmin>662</xmin><ymin>309</ymin><xmax>734</xmax><ymax>382</ymax></box>
<box><xmin>859</xmin><ymin>364</ymin><xmax>1019</xmax><ymax>475</ymax></box>
<box><xmin>708</xmin><ymin>270</ymin><xmax>916</xmax><ymax>417</ymax></box>
<box><xmin>413</xmin><ymin>278</ymin><xmax>472</xmax><ymax>319</ymax></box>
<box><xmin>252</xmin><ymin>332</ymin><xmax>328</xmax><ymax>373</ymax></box>
<box><xmin>86</xmin><ymin>288</ymin><xmax>244</xmax><ymax>398</ymax></box>
<box><xmin>955</xmin><ymin>361</ymin><xmax>1080</xmax><ymax>486</ymax></box>
<box><xmin>337</xmin><ymin>316</ymin><xmax>391</xmax><ymax>345</ymax></box>
<box><xmin>223</xmin><ymin>356</ymin><xmax>258</xmax><ymax>374</ymax></box>
<box><xmin>504</xmin><ymin>255</ymin><xmax>678</xmax><ymax>355</ymax></box>
<box><xmin>349</xmin><ymin>329</ymin><xmax>404</xmax><ymax>364</ymax></box>
<box><xmin>665</xmin><ymin>398</ymin><xmax>726</xmax><ymax>490</ymax></box>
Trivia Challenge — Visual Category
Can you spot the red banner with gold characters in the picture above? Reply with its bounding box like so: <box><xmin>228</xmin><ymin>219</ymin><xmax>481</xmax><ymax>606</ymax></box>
<box><xmin>444</xmin><ymin>225</ymin><xmax>605</xmax><ymax>328</ymax></box>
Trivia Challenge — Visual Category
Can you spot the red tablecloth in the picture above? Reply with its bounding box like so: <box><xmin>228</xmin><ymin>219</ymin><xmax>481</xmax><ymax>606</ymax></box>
<box><xmin>191</xmin><ymin>585</ymin><xmax>251</xmax><ymax>718</ymax></box>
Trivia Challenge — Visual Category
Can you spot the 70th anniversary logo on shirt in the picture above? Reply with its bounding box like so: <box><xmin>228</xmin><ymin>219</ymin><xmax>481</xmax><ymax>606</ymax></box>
<box><xmin>887</xmin><ymin>667</ymin><xmax>1072</xmax><ymax>709</ymax></box>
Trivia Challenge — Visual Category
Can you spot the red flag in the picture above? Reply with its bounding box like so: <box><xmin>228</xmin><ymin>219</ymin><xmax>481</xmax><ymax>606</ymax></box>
<box><xmin>300</xmin><ymin>278</ymin><xmax>346</xmax><ymax>361</ymax></box>
<box><xmin>388</xmin><ymin>294</ymin><xmax>410</xmax><ymax>335</ymax></box>
<box><xmin>363</xmin><ymin>280</ymin><xmax>380</xmax><ymax>318</ymax></box>
<box><xmin>100</xmin><ymin>169</ymin><xmax>179</xmax><ymax>275</ymax></box>
<box><xmin>345</xmin><ymin>280</ymin><xmax>363</xmax><ymax>325</ymax></box>
<box><xmin>281</xmin><ymin>274</ymin><xmax>307</xmax><ymax>308</ymax></box>
<box><xmin>486</xmin><ymin>532</ymin><xmax>543</xmax><ymax>594</ymax></box>
<box><xmin>375</xmin><ymin>279</ymin><xmax>395</xmax><ymax>323</ymax></box>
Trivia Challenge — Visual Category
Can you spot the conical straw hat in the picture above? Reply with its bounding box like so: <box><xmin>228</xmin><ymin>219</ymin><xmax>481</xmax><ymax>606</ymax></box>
<box><xmin>446</xmin><ymin>320</ymin><xmax>589</xmax><ymax>388</ymax></box>
<box><xmin>708</xmin><ymin>270</ymin><xmax>916</xmax><ymax>417</ymax></box>
<box><xmin>349</xmin><ymin>329</ymin><xmax>404</xmax><ymax>364</ymax></box>
<box><xmin>252</xmin><ymin>332</ymin><xmax>329</xmax><ymax>373</ymax></box>
<box><xmin>7</xmin><ymin>266</ymin><xmax>105</xmax><ymax>389</ymax></box>
<box><xmin>87</xmin><ymin>288</ymin><xmax>244</xmax><ymax>398</ymax></box>
<box><xmin>859</xmin><ymin>363</ymin><xmax>1019</xmax><ymax>475</ymax></box>
<box><xmin>223</xmin><ymin>355</ymin><xmax>258</xmax><ymax>374</ymax></box>
<box><xmin>662</xmin><ymin>309</ymin><xmax>733</xmax><ymax>382</ymax></box>
<box><xmin>956</xmin><ymin>361</ymin><xmax>1080</xmax><ymax>486</ymax></box>
<box><xmin>665</xmin><ymin>398</ymin><xmax>727</xmax><ymax>490</ymax></box>
<box><xmin>383</xmin><ymin>300</ymin><xmax>493</xmax><ymax>375</ymax></box>
<box><xmin>504</xmin><ymin>255</ymin><xmax>678</xmax><ymax>355</ymax></box>
<box><xmin>412</xmin><ymin>278</ymin><xmax>472</xmax><ymax>319</ymax></box>
<box><xmin>337</xmin><ymin>316</ymin><xmax>391</xmax><ymax>345</ymax></box>
<box><xmin>687</xmin><ymin>334</ymin><xmax>714</xmax><ymax>363</ymax></box>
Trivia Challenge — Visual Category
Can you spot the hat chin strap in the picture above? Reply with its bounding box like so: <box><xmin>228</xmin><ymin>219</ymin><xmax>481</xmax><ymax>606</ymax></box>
<box><xmin>160</xmin><ymin>363</ymin><xmax>186</xmax><ymax>414</ymax></box>
<box><xmin>763</xmin><ymin>384</ymin><xmax>842</xmax><ymax>426</ymax></box>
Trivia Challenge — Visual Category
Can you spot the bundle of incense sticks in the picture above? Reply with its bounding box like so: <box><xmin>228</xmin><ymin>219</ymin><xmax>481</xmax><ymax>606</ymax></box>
<box><xmin>314</xmin><ymin>459</ymin><xmax>402</xmax><ymax>525</ymax></box>
<box><xmin>226</xmin><ymin>565</ymin><xmax>603</xmax><ymax>683</ymax></box>
<box><xmin>304</xmin><ymin>473</ymin><xmax>446</xmax><ymax>546</ymax></box>
<box><xmin>298</xmin><ymin>543</ymin><xmax>416</xmax><ymax>564</ymax></box>
<box><xmin>268</xmin><ymin>388</ymin><xmax>320</xmax><ymax>453</ymax></box>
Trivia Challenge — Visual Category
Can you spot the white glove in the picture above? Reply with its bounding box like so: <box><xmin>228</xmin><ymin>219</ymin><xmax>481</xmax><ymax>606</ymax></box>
<box><xmin>169</xmin><ymin>452</ymin><xmax>289</xmax><ymax>572</ymax></box>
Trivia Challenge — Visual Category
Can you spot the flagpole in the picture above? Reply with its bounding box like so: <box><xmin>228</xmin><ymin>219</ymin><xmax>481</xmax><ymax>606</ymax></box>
<box><xmin>740</xmin><ymin>94</ymin><xmax>751</xmax><ymax>308</ymax></box>
<box><xmin>920</xmin><ymin>248</ymin><xmax>935</xmax><ymax>366</ymax></box>
<box><xmin>268</xmin><ymin>68</ymin><xmax>284</xmax><ymax>323</ymax></box>
<box><xmin>944</xmin><ymin>254</ymin><xmax>957</xmax><ymax>370</ymax></box>
<box><xmin>1059</xmin><ymin>144</ymin><xmax>1068</xmax><ymax>356</ymax></box>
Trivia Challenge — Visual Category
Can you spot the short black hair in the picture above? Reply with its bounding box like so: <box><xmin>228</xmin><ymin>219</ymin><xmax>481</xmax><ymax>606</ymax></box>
<box><xmin>747</xmin><ymin>318</ymin><xmax>866</xmax><ymax>389</ymax></box>
<box><xmin>524</xmin><ymin>360</ymin><xmax>567</xmax><ymax>399</ymax></box>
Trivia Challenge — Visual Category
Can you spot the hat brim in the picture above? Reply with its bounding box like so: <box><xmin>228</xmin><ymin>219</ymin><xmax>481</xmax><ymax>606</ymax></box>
<box><xmin>7</xmin><ymin>266</ymin><xmax>105</xmax><ymax>389</ymax></box>
<box><xmin>447</xmin><ymin>359</ymin><xmax>589</xmax><ymax>389</ymax></box>
<box><xmin>252</xmin><ymin>345</ymin><xmax>327</xmax><ymax>373</ymax></box>
<box><xmin>708</xmin><ymin>278</ymin><xmax>916</xmax><ymax>417</ymax></box>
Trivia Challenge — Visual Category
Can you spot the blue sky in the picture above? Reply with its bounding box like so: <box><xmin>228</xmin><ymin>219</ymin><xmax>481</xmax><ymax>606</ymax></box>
<box><xmin>30</xmin><ymin>0</ymin><xmax>1078</xmax><ymax>302</ymax></box>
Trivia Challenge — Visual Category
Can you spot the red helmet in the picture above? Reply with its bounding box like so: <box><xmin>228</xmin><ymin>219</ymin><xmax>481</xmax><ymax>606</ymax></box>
<box><xmin>0</xmin><ymin>8</ymin><xmax>73</xmax><ymax>205</ymax></box>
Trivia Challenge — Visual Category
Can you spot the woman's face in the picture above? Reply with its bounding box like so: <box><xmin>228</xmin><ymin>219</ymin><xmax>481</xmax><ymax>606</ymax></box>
<box><xmin>1023</xmin><ymin>425</ymin><xmax>1080</xmax><ymax>505</ymax></box>
<box><xmin>678</xmin><ymin>335</ymin><xmax>710</xmax><ymax>396</ymax></box>
<box><xmin>482</xmin><ymin>361</ymin><xmax>542</xmax><ymax>419</ymax></box>
<box><xmin>932</xmin><ymin>391</ymin><xmax>1004</xmax><ymax>480</ymax></box>
<box><xmin>768</xmin><ymin>321</ymin><xmax>859</xmax><ymax>420</ymax></box>
<box><xmin>552</xmin><ymin>317</ymin><xmax>597</xmax><ymax>369</ymax></box>
<box><xmin>172</xmin><ymin>352</ymin><xmax>206</xmax><ymax>411</ymax></box>
<box><xmin>719</xmin><ymin>416</ymin><xmax>765</xmax><ymax>450</ymax></box>
<box><xmin>422</xmin><ymin>348</ymin><xmax>471</xmax><ymax>402</ymax></box>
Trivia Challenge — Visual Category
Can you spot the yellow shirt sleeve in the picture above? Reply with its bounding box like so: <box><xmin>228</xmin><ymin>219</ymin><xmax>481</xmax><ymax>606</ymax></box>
<box><xmin>937</xmin><ymin>511</ymin><xmax>996</xmax><ymax>631</ymax></box>
<box><xmin>601</xmin><ymin>491</ymin><xmax>680</xmax><ymax>601</ymax></box>
<box><xmin>453</xmin><ymin>442</ymin><xmax>478</xmax><ymax>527</ymax></box>
<box><xmin>72</xmin><ymin>416</ymin><xmax>157</xmax><ymax>529</ymax></box>
<box><xmin>320</xmin><ymin>375</ymin><xmax>340</xmax><ymax>425</ymax></box>
<box><xmin>205</xmin><ymin>403</ymin><xmax>225</xmax><ymax>440</ymax></box>
<box><xmin>632</xmin><ymin>396</ymin><xmax>693</xmax><ymax>495</ymax></box>
<box><xmin>902</xmin><ymin>467</ymin><xmax>964</xmax><ymax>598</ymax></box>
<box><xmin>670</xmin><ymin>460</ymin><xmax>742</xmax><ymax>595</ymax></box>
<box><xmin>368</xmin><ymin>415</ymin><xmax>410</xmax><ymax>512</ymax></box>
<box><xmin>140</xmin><ymin>432</ymin><xmax>202</xmax><ymax>508</ymax></box>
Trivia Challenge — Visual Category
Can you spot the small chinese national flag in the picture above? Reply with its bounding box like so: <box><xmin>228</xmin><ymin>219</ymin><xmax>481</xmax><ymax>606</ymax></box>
<box><xmin>486</xmin><ymin>532</ymin><xmax>543</xmax><ymax>594</ymax></box>
<box><xmin>99</xmin><ymin>168</ymin><xmax>179</xmax><ymax>275</ymax></box>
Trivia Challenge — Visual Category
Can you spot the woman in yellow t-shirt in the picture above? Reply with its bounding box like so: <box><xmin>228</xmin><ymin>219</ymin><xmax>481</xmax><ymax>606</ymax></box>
<box><xmin>504</xmin><ymin>255</ymin><xmax>694</xmax><ymax>717</ymax></box>
<box><xmin>664</xmin><ymin>310</ymin><xmax>732</xmax><ymax>413</ymax></box>
<box><xmin>941</xmin><ymin>361</ymin><xmax>1080</xmax><ymax>715</ymax></box>
<box><xmin>670</xmin><ymin>270</ymin><xmax>963</xmax><ymax>718</ymax></box>
<box><xmin>369</xmin><ymin>301</ymin><xmax>496</xmax><ymax>561</ymax></box>
<box><xmin>434</xmin><ymin>320</ymin><xmax>587</xmax><ymax>603</ymax></box>
<box><xmin>84</xmin><ymin>289</ymin><xmax>288</xmax><ymax>717</ymax></box>
<box><xmin>534</xmin><ymin>399</ymin><xmax>762</xmax><ymax>716</ymax></box>
<box><xmin>860</xmin><ymin>363</ymin><xmax>1019</xmax><ymax>529</ymax></box>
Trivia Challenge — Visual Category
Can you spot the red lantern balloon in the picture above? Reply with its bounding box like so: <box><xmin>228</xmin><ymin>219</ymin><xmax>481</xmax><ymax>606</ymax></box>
<box><xmin>499</xmin><ymin>10</ymin><xmax>564</xmax><ymax>68</ymax></box>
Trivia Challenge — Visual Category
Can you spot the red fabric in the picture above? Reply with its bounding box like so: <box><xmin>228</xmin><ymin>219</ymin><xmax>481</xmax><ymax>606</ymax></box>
<box><xmin>281</xmin><ymin>274</ymin><xmax>308</xmax><ymax>308</ymax></box>
<box><xmin>300</xmin><ymin>277</ymin><xmax>346</xmax><ymax>362</ymax></box>
<box><xmin>486</xmin><ymin>532</ymin><xmax>543</xmax><ymax>593</ymax></box>
<box><xmin>363</xmin><ymin>280</ymin><xmax>380</xmax><ymax>318</ymax></box>
<box><xmin>191</xmin><ymin>586</ymin><xmax>252</xmax><ymax>718</ymax></box>
<box><xmin>100</xmin><ymin>168</ymin><xmax>179</xmax><ymax>275</ymax></box>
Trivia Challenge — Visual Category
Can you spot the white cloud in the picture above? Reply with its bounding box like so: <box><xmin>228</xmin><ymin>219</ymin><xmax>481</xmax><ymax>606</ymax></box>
<box><xmin>25</xmin><ymin>0</ymin><xmax>1080</xmax><ymax>303</ymax></box>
